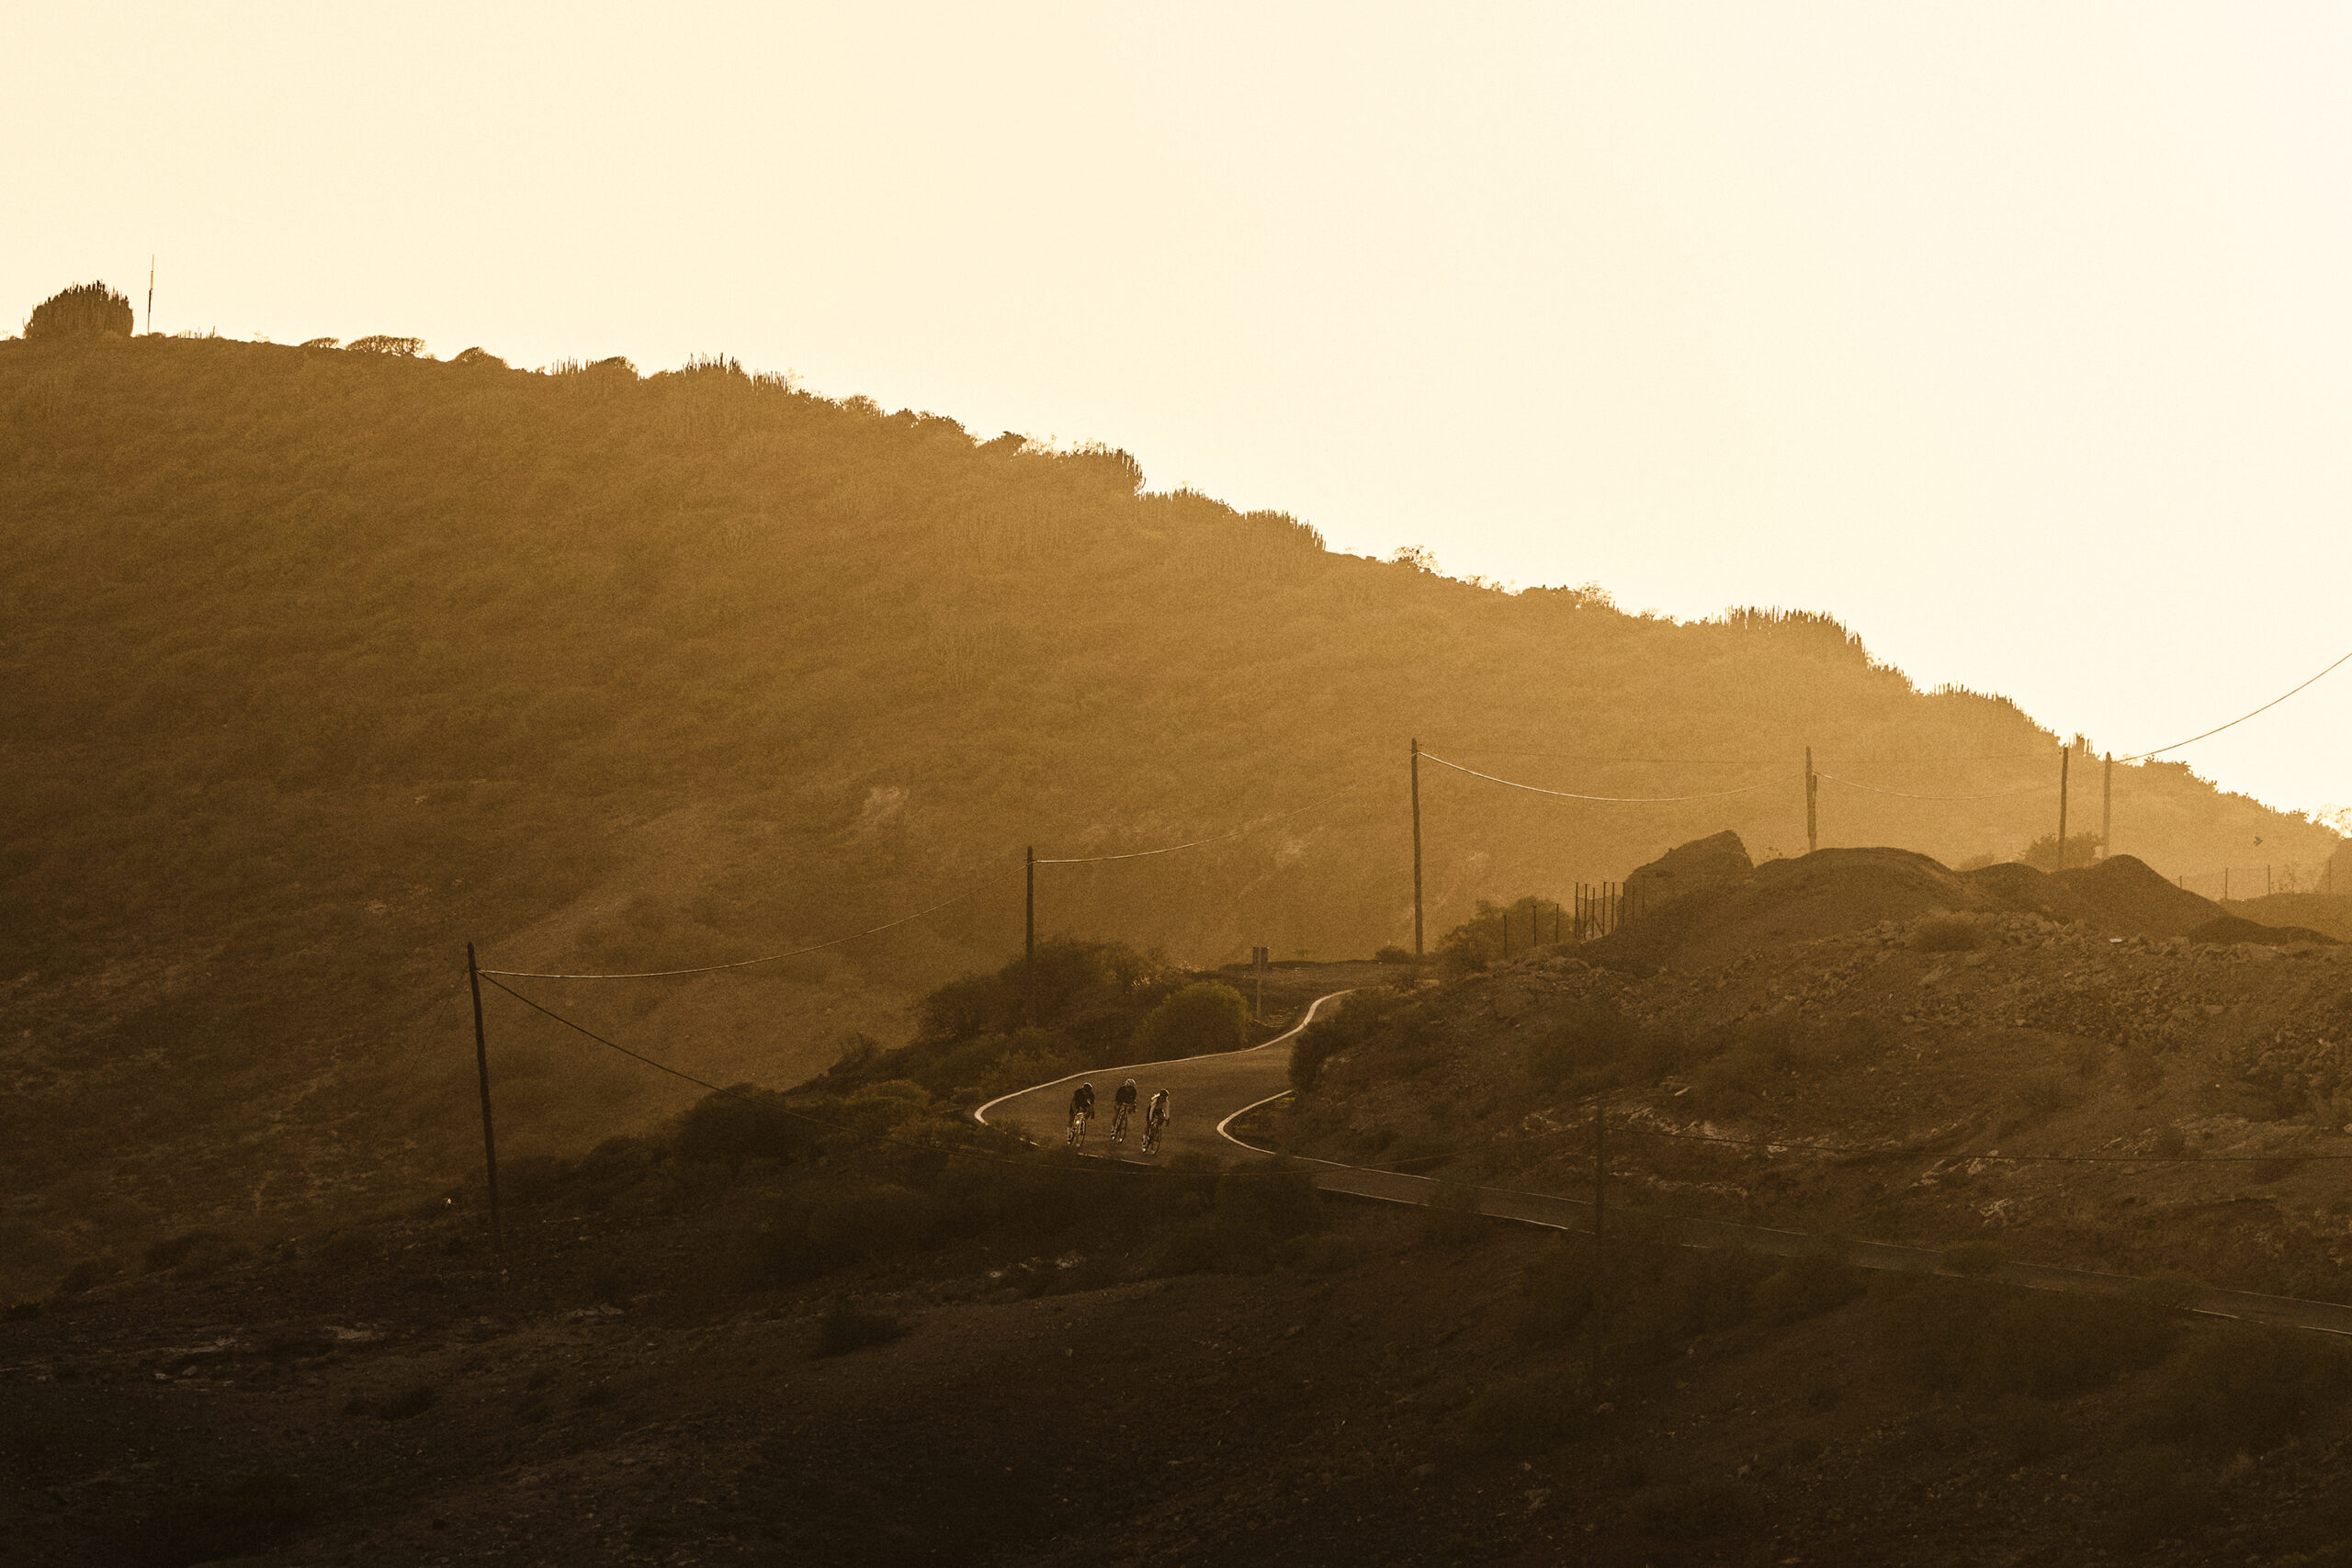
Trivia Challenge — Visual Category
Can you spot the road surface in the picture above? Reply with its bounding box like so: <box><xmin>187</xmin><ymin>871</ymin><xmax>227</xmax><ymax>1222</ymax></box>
<box><xmin>978</xmin><ymin>988</ymin><xmax>2352</xmax><ymax>1337</ymax></box>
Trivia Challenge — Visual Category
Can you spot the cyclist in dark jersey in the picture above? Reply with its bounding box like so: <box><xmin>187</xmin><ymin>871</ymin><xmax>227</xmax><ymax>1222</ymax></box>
<box><xmin>1068</xmin><ymin>1081</ymin><xmax>1096</xmax><ymax>1142</ymax></box>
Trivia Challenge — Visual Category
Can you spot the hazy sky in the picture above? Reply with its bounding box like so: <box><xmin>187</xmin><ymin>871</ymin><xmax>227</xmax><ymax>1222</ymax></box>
<box><xmin>16</xmin><ymin>3</ymin><xmax>2352</xmax><ymax>823</ymax></box>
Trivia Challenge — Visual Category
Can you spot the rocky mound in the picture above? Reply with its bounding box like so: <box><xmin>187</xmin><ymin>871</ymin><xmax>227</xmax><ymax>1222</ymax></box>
<box><xmin>1591</xmin><ymin>838</ymin><xmax>2277</xmax><ymax>974</ymax></box>
<box><xmin>1596</xmin><ymin>845</ymin><xmax>1992</xmax><ymax>972</ymax></box>
<box><xmin>1623</xmin><ymin>829</ymin><xmax>1751</xmax><ymax>912</ymax></box>
<box><xmin>2225</xmin><ymin>893</ymin><xmax>2352</xmax><ymax>942</ymax></box>
<box><xmin>2186</xmin><ymin>914</ymin><xmax>2340</xmax><ymax>948</ymax></box>
<box><xmin>2045</xmin><ymin>854</ymin><xmax>2226</xmax><ymax>938</ymax></box>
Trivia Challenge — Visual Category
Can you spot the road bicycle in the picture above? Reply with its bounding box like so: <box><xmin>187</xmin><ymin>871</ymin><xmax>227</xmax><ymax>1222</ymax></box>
<box><xmin>1140</xmin><ymin>1114</ymin><xmax>1166</xmax><ymax>1156</ymax></box>
<box><xmin>1110</xmin><ymin>1103</ymin><xmax>1132</xmax><ymax>1144</ymax></box>
<box><xmin>1067</xmin><ymin>1107</ymin><xmax>1090</xmax><ymax>1148</ymax></box>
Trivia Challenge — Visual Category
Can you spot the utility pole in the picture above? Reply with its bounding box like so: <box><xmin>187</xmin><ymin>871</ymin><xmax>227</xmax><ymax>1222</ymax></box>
<box><xmin>2100</xmin><ymin>750</ymin><xmax>2112</xmax><ymax>862</ymax></box>
<box><xmin>1024</xmin><ymin>846</ymin><xmax>1036</xmax><ymax>1026</ymax></box>
<box><xmin>2056</xmin><ymin>744</ymin><xmax>2071</xmax><ymax>872</ymax></box>
<box><xmin>145</xmin><ymin>255</ymin><xmax>154</xmax><ymax>335</ymax></box>
<box><xmin>1410</xmin><ymin>739</ymin><xmax>1425</xmax><ymax>959</ymax></box>
<box><xmin>465</xmin><ymin>942</ymin><xmax>503</xmax><ymax>1255</ymax></box>
<box><xmin>1804</xmin><ymin>746</ymin><xmax>1818</xmax><ymax>855</ymax></box>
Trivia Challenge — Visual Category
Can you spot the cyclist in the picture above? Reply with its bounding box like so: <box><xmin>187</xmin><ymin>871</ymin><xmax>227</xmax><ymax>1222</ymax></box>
<box><xmin>1068</xmin><ymin>1080</ymin><xmax>1096</xmax><ymax>1145</ymax></box>
<box><xmin>1142</xmin><ymin>1088</ymin><xmax>1170</xmax><ymax>1155</ymax></box>
<box><xmin>1111</xmin><ymin>1078</ymin><xmax>1139</xmax><ymax>1142</ymax></box>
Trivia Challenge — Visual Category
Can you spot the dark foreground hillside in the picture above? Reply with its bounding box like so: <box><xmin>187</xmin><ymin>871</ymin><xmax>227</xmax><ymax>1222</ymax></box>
<box><xmin>1</xmin><ymin>329</ymin><xmax>2338</xmax><ymax>1283</ymax></box>
<box><xmin>13</xmin><ymin>1152</ymin><xmax>2352</xmax><ymax>1568</ymax></box>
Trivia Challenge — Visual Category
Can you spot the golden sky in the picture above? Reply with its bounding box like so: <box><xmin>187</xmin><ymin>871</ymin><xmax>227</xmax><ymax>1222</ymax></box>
<box><xmin>15</xmin><ymin>3</ymin><xmax>2352</xmax><ymax>819</ymax></box>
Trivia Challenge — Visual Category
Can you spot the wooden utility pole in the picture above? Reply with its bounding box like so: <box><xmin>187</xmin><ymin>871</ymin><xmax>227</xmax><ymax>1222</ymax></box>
<box><xmin>465</xmin><ymin>942</ymin><xmax>503</xmax><ymax>1255</ymax></box>
<box><xmin>1024</xmin><ymin>846</ymin><xmax>1036</xmax><ymax>1025</ymax></box>
<box><xmin>2100</xmin><ymin>750</ymin><xmax>2112</xmax><ymax>861</ymax></box>
<box><xmin>1804</xmin><ymin>746</ymin><xmax>1818</xmax><ymax>855</ymax></box>
<box><xmin>2056</xmin><ymin>745</ymin><xmax>2071</xmax><ymax>872</ymax></box>
<box><xmin>1410</xmin><ymin>739</ymin><xmax>1425</xmax><ymax>958</ymax></box>
<box><xmin>145</xmin><ymin>255</ymin><xmax>154</xmax><ymax>335</ymax></box>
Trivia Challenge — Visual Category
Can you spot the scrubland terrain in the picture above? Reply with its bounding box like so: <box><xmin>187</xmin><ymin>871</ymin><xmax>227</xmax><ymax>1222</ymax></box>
<box><xmin>14</xmin><ymin>1085</ymin><xmax>2352</xmax><ymax>1568</ymax></box>
<box><xmin>1281</xmin><ymin>841</ymin><xmax>2352</xmax><ymax>1300</ymax></box>
<box><xmin>4</xmin><ymin>330</ymin><xmax>2345</xmax><ymax>1281</ymax></box>
<box><xmin>16</xmin><ymin>844</ymin><xmax>2352</xmax><ymax>1566</ymax></box>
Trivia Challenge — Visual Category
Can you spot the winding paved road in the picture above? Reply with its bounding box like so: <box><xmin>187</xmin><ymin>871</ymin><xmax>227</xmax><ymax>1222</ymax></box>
<box><xmin>978</xmin><ymin>988</ymin><xmax>2352</xmax><ymax>1338</ymax></box>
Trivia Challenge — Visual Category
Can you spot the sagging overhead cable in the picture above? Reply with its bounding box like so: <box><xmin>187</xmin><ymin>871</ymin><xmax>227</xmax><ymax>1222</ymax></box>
<box><xmin>2118</xmin><ymin>644</ymin><xmax>2352</xmax><ymax>763</ymax></box>
<box><xmin>1033</xmin><ymin>784</ymin><xmax>1359</xmax><ymax>864</ymax></box>
<box><xmin>1417</xmin><ymin>751</ymin><xmax>1797</xmax><ymax>805</ymax></box>
<box><xmin>1814</xmin><ymin>773</ymin><xmax>2052</xmax><ymax>803</ymax></box>
<box><xmin>476</xmin><ymin>888</ymin><xmax>980</xmax><ymax>981</ymax></box>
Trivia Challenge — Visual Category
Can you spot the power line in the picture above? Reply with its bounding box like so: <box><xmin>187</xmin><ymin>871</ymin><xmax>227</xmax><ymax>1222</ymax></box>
<box><xmin>477</xmin><ymin>886</ymin><xmax>983</xmax><ymax>981</ymax></box>
<box><xmin>1419</xmin><ymin>751</ymin><xmax>1799</xmax><ymax>805</ymax></box>
<box><xmin>1034</xmin><ymin>784</ymin><xmax>1358</xmax><ymax>864</ymax></box>
<box><xmin>2120</xmin><ymin>644</ymin><xmax>2352</xmax><ymax>762</ymax></box>
<box><xmin>478</xmin><ymin>974</ymin><xmax>1167</xmax><ymax>1178</ymax></box>
<box><xmin>1815</xmin><ymin>773</ymin><xmax>2054</xmax><ymax>803</ymax></box>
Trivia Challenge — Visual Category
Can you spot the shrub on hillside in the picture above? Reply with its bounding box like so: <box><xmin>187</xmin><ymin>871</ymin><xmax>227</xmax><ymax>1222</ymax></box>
<box><xmin>674</xmin><ymin>1088</ymin><xmax>822</xmax><ymax>1168</ymax></box>
<box><xmin>345</xmin><ymin>335</ymin><xmax>424</xmax><ymax>356</ymax></box>
<box><xmin>1435</xmin><ymin>895</ymin><xmax>1566</xmax><ymax>976</ymax></box>
<box><xmin>1132</xmin><ymin>982</ymin><xmax>1249</xmax><ymax>1059</ymax></box>
<box><xmin>1290</xmin><ymin>988</ymin><xmax>1405</xmax><ymax>1091</ymax></box>
<box><xmin>911</xmin><ymin>940</ymin><xmax>1164</xmax><ymax>1054</ymax></box>
<box><xmin>24</xmin><ymin>281</ymin><xmax>132</xmax><ymax>339</ymax></box>
<box><xmin>1374</xmin><ymin>944</ymin><xmax>1417</xmax><ymax>964</ymax></box>
<box><xmin>2023</xmin><ymin>832</ymin><xmax>2106</xmax><ymax>873</ymax></box>
<box><xmin>1524</xmin><ymin>998</ymin><xmax>1699</xmax><ymax>1092</ymax></box>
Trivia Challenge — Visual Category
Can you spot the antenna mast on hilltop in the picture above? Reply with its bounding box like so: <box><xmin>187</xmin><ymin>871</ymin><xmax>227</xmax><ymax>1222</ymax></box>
<box><xmin>145</xmin><ymin>256</ymin><xmax>154</xmax><ymax>335</ymax></box>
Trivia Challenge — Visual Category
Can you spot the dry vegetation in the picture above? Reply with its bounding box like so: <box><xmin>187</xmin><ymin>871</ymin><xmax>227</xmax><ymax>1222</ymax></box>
<box><xmin>0</xmin><ymin>321</ymin><xmax>2343</xmax><ymax>1301</ymax></box>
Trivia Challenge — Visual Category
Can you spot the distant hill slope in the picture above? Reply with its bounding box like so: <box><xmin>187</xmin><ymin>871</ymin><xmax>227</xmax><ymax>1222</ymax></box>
<box><xmin>0</xmin><ymin>332</ymin><xmax>2336</xmax><ymax>1269</ymax></box>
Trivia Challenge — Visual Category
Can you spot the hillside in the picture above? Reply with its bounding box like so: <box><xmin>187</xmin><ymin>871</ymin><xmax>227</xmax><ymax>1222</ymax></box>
<box><xmin>1</xmin><ymin>329</ymin><xmax>2339</xmax><ymax>1279</ymax></box>
<box><xmin>1279</xmin><ymin>838</ymin><xmax>2352</xmax><ymax>1303</ymax></box>
<box><xmin>14</xmin><ymin>1092</ymin><xmax>2352</xmax><ymax>1568</ymax></box>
